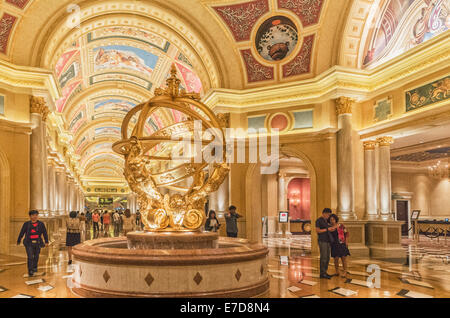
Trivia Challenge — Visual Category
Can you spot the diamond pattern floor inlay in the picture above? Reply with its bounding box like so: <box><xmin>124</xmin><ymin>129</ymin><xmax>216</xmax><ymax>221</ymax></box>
<box><xmin>0</xmin><ymin>235</ymin><xmax>449</xmax><ymax>298</ymax></box>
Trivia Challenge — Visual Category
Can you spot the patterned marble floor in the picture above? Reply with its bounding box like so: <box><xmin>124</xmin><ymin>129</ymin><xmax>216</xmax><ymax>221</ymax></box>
<box><xmin>0</xmin><ymin>234</ymin><xmax>449</xmax><ymax>298</ymax></box>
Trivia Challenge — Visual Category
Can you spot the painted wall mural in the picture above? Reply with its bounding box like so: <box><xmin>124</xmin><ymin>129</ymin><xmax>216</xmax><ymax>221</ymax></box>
<box><xmin>94</xmin><ymin>127</ymin><xmax>122</xmax><ymax>137</ymax></box>
<box><xmin>69</xmin><ymin>105</ymin><xmax>87</xmax><ymax>134</ymax></box>
<box><xmin>277</xmin><ymin>0</ymin><xmax>324</xmax><ymax>27</ymax></box>
<box><xmin>374</xmin><ymin>97</ymin><xmax>393</xmax><ymax>122</ymax></box>
<box><xmin>0</xmin><ymin>13</ymin><xmax>17</xmax><ymax>54</ymax></box>
<box><xmin>282</xmin><ymin>34</ymin><xmax>314</xmax><ymax>77</ymax></box>
<box><xmin>88</xmin><ymin>27</ymin><xmax>170</xmax><ymax>53</ymax></box>
<box><xmin>240</xmin><ymin>49</ymin><xmax>274</xmax><ymax>82</ymax></box>
<box><xmin>213</xmin><ymin>0</ymin><xmax>269</xmax><ymax>42</ymax></box>
<box><xmin>94</xmin><ymin>99</ymin><xmax>136</xmax><ymax>114</ymax></box>
<box><xmin>176</xmin><ymin>63</ymin><xmax>203</xmax><ymax>93</ymax></box>
<box><xmin>406</xmin><ymin>75</ymin><xmax>450</xmax><ymax>112</ymax></box>
<box><xmin>255</xmin><ymin>16</ymin><xmax>299</xmax><ymax>62</ymax></box>
<box><xmin>93</xmin><ymin>45</ymin><xmax>158</xmax><ymax>77</ymax></box>
<box><xmin>363</xmin><ymin>0</ymin><xmax>449</xmax><ymax>67</ymax></box>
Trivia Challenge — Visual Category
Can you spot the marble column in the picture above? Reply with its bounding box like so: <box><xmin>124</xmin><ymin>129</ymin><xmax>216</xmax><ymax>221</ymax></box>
<box><xmin>364</xmin><ymin>140</ymin><xmax>378</xmax><ymax>220</ymax></box>
<box><xmin>66</xmin><ymin>177</ymin><xmax>73</xmax><ymax>213</ymax></box>
<box><xmin>47</xmin><ymin>162</ymin><xmax>57</xmax><ymax>216</ymax></box>
<box><xmin>377</xmin><ymin>136</ymin><xmax>394</xmax><ymax>220</ymax></box>
<box><xmin>278</xmin><ymin>173</ymin><xmax>286</xmax><ymax>211</ymax></box>
<box><xmin>335</xmin><ymin>97</ymin><xmax>356</xmax><ymax>220</ymax></box>
<box><xmin>216</xmin><ymin>174</ymin><xmax>229</xmax><ymax>214</ymax></box>
<box><xmin>55</xmin><ymin>169</ymin><xmax>66</xmax><ymax>215</ymax></box>
<box><xmin>30</xmin><ymin>97</ymin><xmax>50</xmax><ymax>214</ymax></box>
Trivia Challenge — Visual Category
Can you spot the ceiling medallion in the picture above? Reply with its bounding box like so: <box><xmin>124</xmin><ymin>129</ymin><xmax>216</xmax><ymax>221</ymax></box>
<box><xmin>255</xmin><ymin>15</ymin><xmax>299</xmax><ymax>62</ymax></box>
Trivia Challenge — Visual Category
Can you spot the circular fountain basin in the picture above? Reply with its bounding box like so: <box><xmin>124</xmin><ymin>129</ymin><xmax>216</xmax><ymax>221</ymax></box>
<box><xmin>72</xmin><ymin>232</ymin><xmax>269</xmax><ymax>298</ymax></box>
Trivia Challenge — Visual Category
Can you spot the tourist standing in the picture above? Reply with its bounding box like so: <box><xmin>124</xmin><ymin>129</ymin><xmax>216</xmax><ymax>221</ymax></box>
<box><xmin>205</xmin><ymin>210</ymin><xmax>221</xmax><ymax>232</ymax></box>
<box><xmin>121</xmin><ymin>209</ymin><xmax>135</xmax><ymax>236</ymax></box>
<box><xmin>113</xmin><ymin>211</ymin><xmax>121</xmax><ymax>236</ymax></box>
<box><xmin>315</xmin><ymin>208</ymin><xmax>336</xmax><ymax>279</ymax></box>
<box><xmin>79</xmin><ymin>212</ymin><xmax>86</xmax><ymax>242</ymax></box>
<box><xmin>135</xmin><ymin>210</ymin><xmax>142</xmax><ymax>230</ymax></box>
<box><xmin>103</xmin><ymin>211</ymin><xmax>111</xmax><ymax>237</ymax></box>
<box><xmin>225</xmin><ymin>205</ymin><xmax>241</xmax><ymax>238</ymax></box>
<box><xmin>92</xmin><ymin>210</ymin><xmax>100</xmax><ymax>234</ymax></box>
<box><xmin>66</xmin><ymin>211</ymin><xmax>81</xmax><ymax>265</ymax></box>
<box><xmin>85</xmin><ymin>210</ymin><xmax>92</xmax><ymax>232</ymax></box>
<box><xmin>17</xmin><ymin>210</ymin><xmax>49</xmax><ymax>277</ymax></box>
<box><xmin>329</xmin><ymin>214</ymin><xmax>350</xmax><ymax>278</ymax></box>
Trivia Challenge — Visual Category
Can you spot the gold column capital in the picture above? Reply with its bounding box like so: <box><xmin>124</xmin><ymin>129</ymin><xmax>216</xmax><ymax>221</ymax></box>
<box><xmin>376</xmin><ymin>136</ymin><xmax>394</xmax><ymax>147</ymax></box>
<box><xmin>363</xmin><ymin>140</ymin><xmax>377</xmax><ymax>150</ymax></box>
<box><xmin>335</xmin><ymin>96</ymin><xmax>354</xmax><ymax>115</ymax></box>
<box><xmin>30</xmin><ymin>96</ymin><xmax>50</xmax><ymax>122</ymax></box>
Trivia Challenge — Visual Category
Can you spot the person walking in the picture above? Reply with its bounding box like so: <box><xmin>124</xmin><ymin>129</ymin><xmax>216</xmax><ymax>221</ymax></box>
<box><xmin>92</xmin><ymin>210</ymin><xmax>100</xmax><ymax>235</ymax></box>
<box><xmin>113</xmin><ymin>211</ymin><xmax>121</xmax><ymax>237</ymax></box>
<box><xmin>103</xmin><ymin>210</ymin><xmax>111</xmax><ymax>237</ymax></box>
<box><xmin>135</xmin><ymin>210</ymin><xmax>142</xmax><ymax>230</ymax></box>
<box><xmin>328</xmin><ymin>214</ymin><xmax>351</xmax><ymax>278</ymax></box>
<box><xmin>315</xmin><ymin>208</ymin><xmax>336</xmax><ymax>279</ymax></box>
<box><xmin>17</xmin><ymin>210</ymin><xmax>49</xmax><ymax>277</ymax></box>
<box><xmin>66</xmin><ymin>211</ymin><xmax>81</xmax><ymax>265</ymax></box>
<box><xmin>224</xmin><ymin>205</ymin><xmax>241</xmax><ymax>238</ymax></box>
<box><xmin>205</xmin><ymin>210</ymin><xmax>221</xmax><ymax>232</ymax></box>
<box><xmin>121</xmin><ymin>209</ymin><xmax>135</xmax><ymax>236</ymax></box>
<box><xmin>79</xmin><ymin>212</ymin><xmax>86</xmax><ymax>242</ymax></box>
<box><xmin>85</xmin><ymin>210</ymin><xmax>92</xmax><ymax>232</ymax></box>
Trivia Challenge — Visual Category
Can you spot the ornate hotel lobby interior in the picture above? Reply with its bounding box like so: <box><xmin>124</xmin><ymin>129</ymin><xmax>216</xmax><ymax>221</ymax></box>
<box><xmin>0</xmin><ymin>0</ymin><xmax>449</xmax><ymax>301</ymax></box>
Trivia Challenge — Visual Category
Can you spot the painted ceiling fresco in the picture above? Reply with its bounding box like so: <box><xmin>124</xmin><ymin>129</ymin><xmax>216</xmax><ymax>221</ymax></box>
<box><xmin>363</xmin><ymin>0</ymin><xmax>449</xmax><ymax>67</ymax></box>
<box><xmin>52</xmin><ymin>25</ymin><xmax>204</xmax><ymax>179</ymax></box>
<box><xmin>211</xmin><ymin>0</ymin><xmax>324</xmax><ymax>84</ymax></box>
<box><xmin>392</xmin><ymin>147</ymin><xmax>450</xmax><ymax>162</ymax></box>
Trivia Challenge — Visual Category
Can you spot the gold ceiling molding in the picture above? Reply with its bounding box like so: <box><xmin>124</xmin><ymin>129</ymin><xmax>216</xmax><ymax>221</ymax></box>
<box><xmin>0</xmin><ymin>117</ymin><xmax>32</xmax><ymax>134</ymax></box>
<box><xmin>376</xmin><ymin>136</ymin><xmax>394</xmax><ymax>147</ymax></box>
<box><xmin>0</xmin><ymin>60</ymin><xmax>60</xmax><ymax>100</ymax></box>
<box><xmin>203</xmin><ymin>33</ymin><xmax>450</xmax><ymax>112</ymax></box>
<box><xmin>391</xmin><ymin>137</ymin><xmax>450</xmax><ymax>158</ymax></box>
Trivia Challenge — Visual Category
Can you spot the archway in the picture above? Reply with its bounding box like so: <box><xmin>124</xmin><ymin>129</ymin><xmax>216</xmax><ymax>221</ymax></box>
<box><xmin>245</xmin><ymin>146</ymin><xmax>318</xmax><ymax>254</ymax></box>
<box><xmin>0</xmin><ymin>149</ymin><xmax>11</xmax><ymax>255</ymax></box>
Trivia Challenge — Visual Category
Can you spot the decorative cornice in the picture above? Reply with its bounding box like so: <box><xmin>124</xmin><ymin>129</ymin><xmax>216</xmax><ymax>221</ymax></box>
<box><xmin>363</xmin><ymin>140</ymin><xmax>377</xmax><ymax>150</ymax></box>
<box><xmin>376</xmin><ymin>136</ymin><xmax>394</xmax><ymax>147</ymax></box>
<box><xmin>0</xmin><ymin>60</ymin><xmax>60</xmax><ymax>101</ymax></box>
<box><xmin>0</xmin><ymin>117</ymin><xmax>32</xmax><ymax>135</ymax></box>
<box><xmin>203</xmin><ymin>32</ymin><xmax>450</xmax><ymax>113</ymax></box>
<box><xmin>335</xmin><ymin>96</ymin><xmax>353</xmax><ymax>115</ymax></box>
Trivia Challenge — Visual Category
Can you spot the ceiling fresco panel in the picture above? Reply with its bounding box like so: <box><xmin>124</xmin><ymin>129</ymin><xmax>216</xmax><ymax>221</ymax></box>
<box><xmin>0</xmin><ymin>13</ymin><xmax>17</xmax><ymax>54</ymax></box>
<box><xmin>213</xmin><ymin>0</ymin><xmax>270</xmax><ymax>42</ymax></box>
<box><xmin>277</xmin><ymin>0</ymin><xmax>325</xmax><ymax>27</ymax></box>
<box><xmin>240</xmin><ymin>49</ymin><xmax>274</xmax><ymax>82</ymax></box>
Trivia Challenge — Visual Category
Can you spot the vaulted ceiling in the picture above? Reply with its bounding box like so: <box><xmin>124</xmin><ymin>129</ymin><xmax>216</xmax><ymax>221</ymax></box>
<box><xmin>0</xmin><ymin>0</ymin><xmax>448</xmax><ymax>188</ymax></box>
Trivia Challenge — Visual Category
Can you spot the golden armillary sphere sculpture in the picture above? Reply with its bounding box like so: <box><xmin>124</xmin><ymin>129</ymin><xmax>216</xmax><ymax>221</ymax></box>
<box><xmin>113</xmin><ymin>65</ymin><xmax>229</xmax><ymax>232</ymax></box>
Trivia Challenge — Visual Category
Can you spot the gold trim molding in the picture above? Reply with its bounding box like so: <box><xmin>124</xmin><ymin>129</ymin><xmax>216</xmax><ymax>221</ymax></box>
<box><xmin>363</xmin><ymin>140</ymin><xmax>377</xmax><ymax>150</ymax></box>
<box><xmin>30</xmin><ymin>96</ymin><xmax>50</xmax><ymax>121</ymax></box>
<box><xmin>376</xmin><ymin>136</ymin><xmax>394</xmax><ymax>147</ymax></box>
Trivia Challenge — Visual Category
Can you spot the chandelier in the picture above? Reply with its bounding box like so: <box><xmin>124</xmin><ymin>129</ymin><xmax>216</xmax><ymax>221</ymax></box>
<box><xmin>428</xmin><ymin>157</ymin><xmax>450</xmax><ymax>179</ymax></box>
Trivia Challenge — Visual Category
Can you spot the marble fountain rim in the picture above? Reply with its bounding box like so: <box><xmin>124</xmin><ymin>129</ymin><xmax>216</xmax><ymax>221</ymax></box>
<box><xmin>72</xmin><ymin>237</ymin><xmax>269</xmax><ymax>266</ymax></box>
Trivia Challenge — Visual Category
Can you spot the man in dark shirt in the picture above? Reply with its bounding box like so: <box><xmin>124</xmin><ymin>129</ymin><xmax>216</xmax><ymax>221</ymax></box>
<box><xmin>17</xmin><ymin>210</ymin><xmax>49</xmax><ymax>277</ymax></box>
<box><xmin>225</xmin><ymin>205</ymin><xmax>242</xmax><ymax>238</ymax></box>
<box><xmin>315</xmin><ymin>208</ymin><xmax>336</xmax><ymax>279</ymax></box>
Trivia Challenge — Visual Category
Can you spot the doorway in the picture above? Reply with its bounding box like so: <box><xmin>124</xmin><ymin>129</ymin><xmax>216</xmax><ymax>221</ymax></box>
<box><xmin>396</xmin><ymin>200</ymin><xmax>409</xmax><ymax>236</ymax></box>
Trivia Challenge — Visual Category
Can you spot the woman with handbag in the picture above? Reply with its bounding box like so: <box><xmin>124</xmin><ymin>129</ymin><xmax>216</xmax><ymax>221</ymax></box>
<box><xmin>329</xmin><ymin>214</ymin><xmax>350</xmax><ymax>278</ymax></box>
<box><xmin>66</xmin><ymin>211</ymin><xmax>81</xmax><ymax>265</ymax></box>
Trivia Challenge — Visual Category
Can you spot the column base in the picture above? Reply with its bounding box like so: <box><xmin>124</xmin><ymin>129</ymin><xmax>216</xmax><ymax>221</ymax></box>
<box><xmin>343</xmin><ymin>220</ymin><xmax>369</xmax><ymax>258</ymax></box>
<box><xmin>337</xmin><ymin>211</ymin><xmax>358</xmax><ymax>221</ymax></box>
<box><xmin>366</xmin><ymin>220</ymin><xmax>406</xmax><ymax>260</ymax></box>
